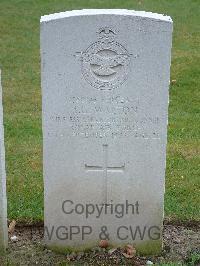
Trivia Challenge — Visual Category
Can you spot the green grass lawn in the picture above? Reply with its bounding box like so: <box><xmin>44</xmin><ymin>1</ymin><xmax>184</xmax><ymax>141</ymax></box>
<box><xmin>0</xmin><ymin>0</ymin><xmax>199</xmax><ymax>222</ymax></box>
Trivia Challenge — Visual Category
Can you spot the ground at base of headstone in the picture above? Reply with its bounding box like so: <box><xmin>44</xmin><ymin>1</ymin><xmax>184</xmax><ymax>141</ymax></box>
<box><xmin>2</xmin><ymin>222</ymin><xmax>200</xmax><ymax>266</ymax></box>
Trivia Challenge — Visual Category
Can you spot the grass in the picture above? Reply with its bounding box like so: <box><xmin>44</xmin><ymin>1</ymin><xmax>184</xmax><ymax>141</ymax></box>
<box><xmin>0</xmin><ymin>0</ymin><xmax>199</xmax><ymax>222</ymax></box>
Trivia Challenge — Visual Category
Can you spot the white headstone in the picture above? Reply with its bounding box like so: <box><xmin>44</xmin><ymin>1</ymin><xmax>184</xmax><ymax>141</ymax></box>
<box><xmin>0</xmin><ymin>70</ymin><xmax>8</xmax><ymax>251</ymax></box>
<box><xmin>41</xmin><ymin>9</ymin><xmax>173</xmax><ymax>254</ymax></box>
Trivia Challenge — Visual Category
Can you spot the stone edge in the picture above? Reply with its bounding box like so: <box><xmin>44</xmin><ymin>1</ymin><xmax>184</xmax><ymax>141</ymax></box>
<box><xmin>0</xmin><ymin>69</ymin><xmax>8</xmax><ymax>250</ymax></box>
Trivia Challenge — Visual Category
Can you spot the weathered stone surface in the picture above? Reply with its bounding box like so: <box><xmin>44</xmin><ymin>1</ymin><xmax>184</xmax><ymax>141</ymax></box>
<box><xmin>41</xmin><ymin>9</ymin><xmax>173</xmax><ymax>254</ymax></box>
<box><xmin>0</xmin><ymin>70</ymin><xmax>8</xmax><ymax>251</ymax></box>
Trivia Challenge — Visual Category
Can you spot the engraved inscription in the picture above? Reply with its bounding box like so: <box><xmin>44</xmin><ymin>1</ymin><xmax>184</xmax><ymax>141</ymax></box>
<box><xmin>48</xmin><ymin>94</ymin><xmax>161</xmax><ymax>139</ymax></box>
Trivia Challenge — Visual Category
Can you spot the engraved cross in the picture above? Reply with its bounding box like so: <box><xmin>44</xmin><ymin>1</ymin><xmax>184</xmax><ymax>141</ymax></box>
<box><xmin>85</xmin><ymin>144</ymin><xmax>125</xmax><ymax>203</ymax></box>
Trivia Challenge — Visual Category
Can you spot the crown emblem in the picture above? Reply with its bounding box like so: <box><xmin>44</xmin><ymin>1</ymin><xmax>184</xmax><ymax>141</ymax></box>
<box><xmin>97</xmin><ymin>27</ymin><xmax>116</xmax><ymax>40</ymax></box>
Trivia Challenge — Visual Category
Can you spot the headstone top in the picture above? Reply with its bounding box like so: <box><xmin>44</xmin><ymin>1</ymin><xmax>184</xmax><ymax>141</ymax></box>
<box><xmin>40</xmin><ymin>9</ymin><xmax>172</xmax><ymax>23</ymax></box>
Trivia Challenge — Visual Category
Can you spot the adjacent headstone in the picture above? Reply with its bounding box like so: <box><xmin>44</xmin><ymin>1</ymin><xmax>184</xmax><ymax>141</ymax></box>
<box><xmin>41</xmin><ymin>9</ymin><xmax>173</xmax><ymax>254</ymax></box>
<box><xmin>0</xmin><ymin>70</ymin><xmax>8</xmax><ymax>251</ymax></box>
